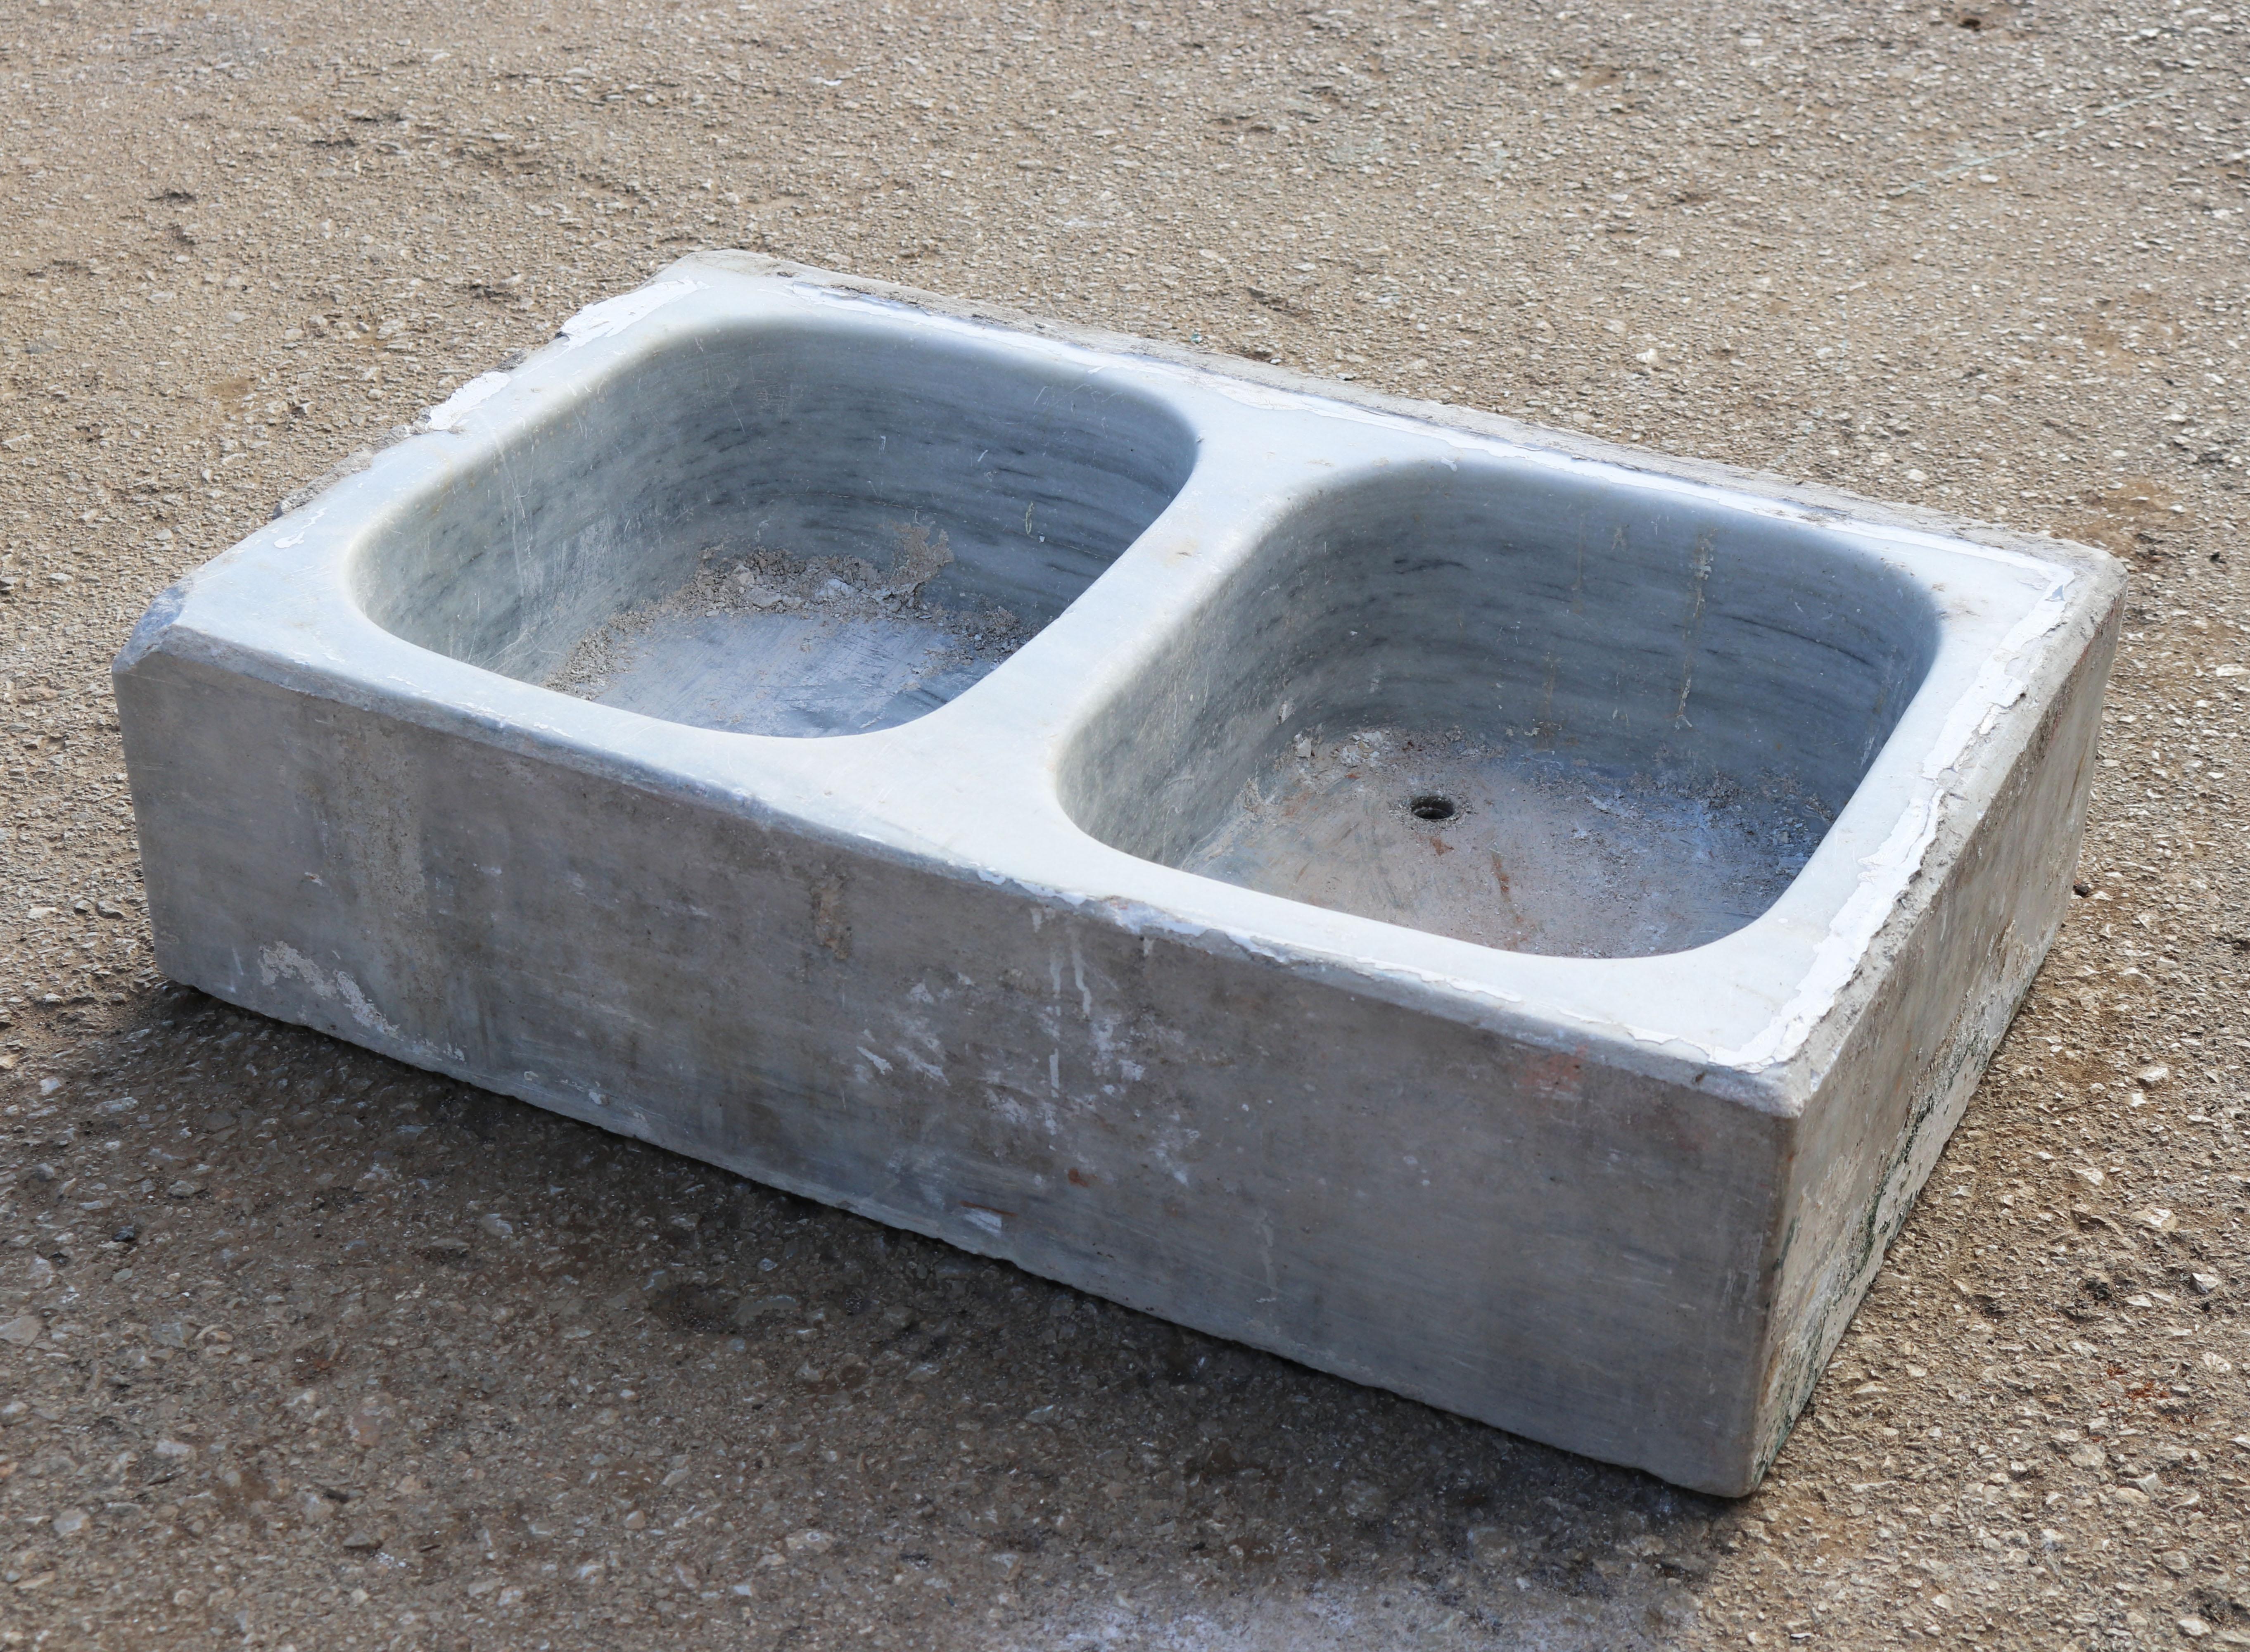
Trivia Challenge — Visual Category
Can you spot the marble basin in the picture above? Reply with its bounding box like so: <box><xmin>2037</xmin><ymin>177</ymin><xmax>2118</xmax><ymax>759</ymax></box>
<box><xmin>114</xmin><ymin>255</ymin><xmax>2121</xmax><ymax>1494</ymax></box>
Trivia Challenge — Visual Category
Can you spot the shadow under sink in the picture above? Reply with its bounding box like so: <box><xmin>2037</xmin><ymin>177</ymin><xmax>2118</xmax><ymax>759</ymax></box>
<box><xmin>353</xmin><ymin>319</ymin><xmax>1197</xmax><ymax>736</ymax></box>
<box><xmin>1063</xmin><ymin>459</ymin><xmax>1942</xmax><ymax>958</ymax></box>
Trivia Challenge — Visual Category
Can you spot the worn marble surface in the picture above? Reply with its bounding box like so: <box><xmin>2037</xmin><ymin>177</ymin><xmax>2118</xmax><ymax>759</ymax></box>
<box><xmin>114</xmin><ymin>256</ymin><xmax>2121</xmax><ymax>1494</ymax></box>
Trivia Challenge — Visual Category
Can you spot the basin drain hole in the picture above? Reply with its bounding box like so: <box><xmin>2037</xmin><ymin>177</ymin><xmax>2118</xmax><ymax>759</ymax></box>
<box><xmin>1408</xmin><ymin>794</ymin><xmax>1458</xmax><ymax>823</ymax></box>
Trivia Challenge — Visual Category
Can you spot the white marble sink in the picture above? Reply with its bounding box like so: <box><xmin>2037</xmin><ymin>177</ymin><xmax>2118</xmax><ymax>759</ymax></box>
<box><xmin>115</xmin><ymin>254</ymin><xmax>2122</xmax><ymax>1493</ymax></box>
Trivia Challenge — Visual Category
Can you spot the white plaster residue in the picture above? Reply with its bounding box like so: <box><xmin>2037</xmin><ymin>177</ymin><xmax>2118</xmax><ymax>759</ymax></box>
<box><xmin>1255</xmin><ymin>1211</ymin><xmax>1280</xmax><ymax>1311</ymax></box>
<box><xmin>895</xmin><ymin>1045</ymin><xmax>947</xmax><ymax>1084</ymax></box>
<box><xmin>982</xmin><ymin>1084</ymin><xmax>1059</xmax><ymax>1136</ymax></box>
<box><xmin>884</xmin><ymin>1013</ymin><xmax>949</xmax><ymax>1085</ymax></box>
<box><xmin>1070</xmin><ymin>936</ymin><xmax>1095</xmax><ymax>1021</ymax></box>
<box><xmin>558</xmin><ymin>280</ymin><xmax>705</xmax><ymax>349</ymax></box>
<box><xmin>963</xmin><ymin>1207</ymin><xmax>1005</xmax><ymax>1235</ymax></box>
<box><xmin>422</xmin><ymin>371</ymin><xmax>512</xmax><ymax>432</ymax></box>
<box><xmin>257</xmin><ymin>942</ymin><xmax>400</xmax><ymax>1037</ymax></box>
<box><xmin>1083</xmin><ymin>1001</ymin><xmax>1132</xmax><ymax>1080</ymax></box>
<box><xmin>273</xmin><ymin>507</ymin><xmax>324</xmax><ymax>550</ymax></box>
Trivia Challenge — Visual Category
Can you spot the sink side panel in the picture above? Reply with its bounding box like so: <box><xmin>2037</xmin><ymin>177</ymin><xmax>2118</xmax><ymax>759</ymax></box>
<box><xmin>118</xmin><ymin>644</ymin><xmax>1790</xmax><ymax>1494</ymax></box>
<box><xmin>1753</xmin><ymin>589</ymin><xmax>2122</xmax><ymax>1480</ymax></box>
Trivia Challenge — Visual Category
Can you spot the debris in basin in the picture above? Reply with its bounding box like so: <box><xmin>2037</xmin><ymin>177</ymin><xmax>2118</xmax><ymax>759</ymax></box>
<box><xmin>1183</xmin><ymin>726</ymin><xmax>1832</xmax><ymax>958</ymax></box>
<box><xmin>544</xmin><ymin>523</ymin><xmax>1025</xmax><ymax>737</ymax></box>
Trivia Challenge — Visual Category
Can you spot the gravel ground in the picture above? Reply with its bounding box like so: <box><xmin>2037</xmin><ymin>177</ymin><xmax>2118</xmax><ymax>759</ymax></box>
<box><xmin>3</xmin><ymin>2</ymin><xmax>2248</xmax><ymax>1647</ymax></box>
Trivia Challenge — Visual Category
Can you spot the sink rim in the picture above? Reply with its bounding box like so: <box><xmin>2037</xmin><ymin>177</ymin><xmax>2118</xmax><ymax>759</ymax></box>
<box><xmin>127</xmin><ymin>254</ymin><xmax>2119</xmax><ymax>1105</ymax></box>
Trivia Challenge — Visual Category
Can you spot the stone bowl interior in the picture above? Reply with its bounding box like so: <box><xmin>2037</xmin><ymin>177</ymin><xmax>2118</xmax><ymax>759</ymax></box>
<box><xmin>350</xmin><ymin>318</ymin><xmax>1198</xmax><ymax>736</ymax></box>
<box><xmin>1062</xmin><ymin>459</ymin><xmax>1944</xmax><ymax>959</ymax></box>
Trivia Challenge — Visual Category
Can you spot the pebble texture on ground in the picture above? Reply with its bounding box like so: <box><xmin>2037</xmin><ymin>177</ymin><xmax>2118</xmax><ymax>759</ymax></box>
<box><xmin>1</xmin><ymin>1</ymin><xmax>2246</xmax><ymax>1647</ymax></box>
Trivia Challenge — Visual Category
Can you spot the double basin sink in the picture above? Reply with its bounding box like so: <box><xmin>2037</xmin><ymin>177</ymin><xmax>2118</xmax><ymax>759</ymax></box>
<box><xmin>116</xmin><ymin>255</ymin><xmax>2119</xmax><ymax>1493</ymax></box>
